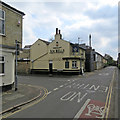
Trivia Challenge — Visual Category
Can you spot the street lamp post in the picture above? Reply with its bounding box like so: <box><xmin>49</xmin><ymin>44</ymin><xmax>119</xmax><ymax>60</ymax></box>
<box><xmin>15</xmin><ymin>40</ymin><xmax>20</xmax><ymax>91</ymax></box>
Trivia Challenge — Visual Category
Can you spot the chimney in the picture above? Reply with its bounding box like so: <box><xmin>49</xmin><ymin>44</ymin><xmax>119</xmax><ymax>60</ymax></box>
<box><xmin>59</xmin><ymin>30</ymin><xmax>60</xmax><ymax>34</ymax></box>
<box><xmin>89</xmin><ymin>34</ymin><xmax>92</xmax><ymax>47</ymax></box>
<box><xmin>55</xmin><ymin>28</ymin><xmax>62</xmax><ymax>40</ymax></box>
<box><xmin>56</xmin><ymin>28</ymin><xmax>58</xmax><ymax>34</ymax></box>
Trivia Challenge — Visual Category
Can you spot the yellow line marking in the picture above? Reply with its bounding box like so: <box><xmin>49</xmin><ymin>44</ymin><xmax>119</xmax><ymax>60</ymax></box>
<box><xmin>103</xmin><ymin>69</ymin><xmax>115</xmax><ymax>119</ymax></box>
<box><xmin>105</xmin><ymin>70</ymin><xmax>115</xmax><ymax>119</ymax></box>
<box><xmin>2</xmin><ymin>87</ymin><xmax>48</xmax><ymax>119</ymax></box>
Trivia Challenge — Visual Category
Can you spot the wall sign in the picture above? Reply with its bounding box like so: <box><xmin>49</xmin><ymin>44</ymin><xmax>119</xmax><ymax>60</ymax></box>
<box><xmin>50</xmin><ymin>41</ymin><xmax>65</xmax><ymax>54</ymax></box>
<box><xmin>50</xmin><ymin>49</ymin><xmax>64</xmax><ymax>54</ymax></box>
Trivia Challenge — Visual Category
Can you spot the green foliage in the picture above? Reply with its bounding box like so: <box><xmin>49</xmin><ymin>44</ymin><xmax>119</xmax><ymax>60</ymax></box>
<box><xmin>118</xmin><ymin>64</ymin><xmax>120</xmax><ymax>69</ymax></box>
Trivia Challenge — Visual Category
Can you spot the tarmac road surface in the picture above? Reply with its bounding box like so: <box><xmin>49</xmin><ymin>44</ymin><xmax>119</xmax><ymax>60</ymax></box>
<box><xmin>3</xmin><ymin>66</ymin><xmax>118</xmax><ymax>119</ymax></box>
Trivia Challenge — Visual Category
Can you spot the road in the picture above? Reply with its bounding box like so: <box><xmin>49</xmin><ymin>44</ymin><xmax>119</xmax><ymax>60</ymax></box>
<box><xmin>3</xmin><ymin>66</ymin><xmax>118</xmax><ymax>119</ymax></box>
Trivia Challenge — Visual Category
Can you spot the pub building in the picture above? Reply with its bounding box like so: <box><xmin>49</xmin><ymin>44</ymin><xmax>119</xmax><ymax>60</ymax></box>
<box><xmin>30</xmin><ymin>28</ymin><xmax>86</xmax><ymax>74</ymax></box>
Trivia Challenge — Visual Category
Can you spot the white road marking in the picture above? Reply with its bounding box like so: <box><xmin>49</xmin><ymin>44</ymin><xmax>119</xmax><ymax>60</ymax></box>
<box><xmin>53</xmin><ymin>88</ymin><xmax>59</xmax><ymax>91</ymax></box>
<box><xmin>72</xmin><ymin>83</ymin><xmax>76</xmax><ymax>85</ymax></box>
<box><xmin>70</xmin><ymin>92</ymin><xmax>88</xmax><ymax>103</ymax></box>
<box><xmin>78</xmin><ymin>84</ymin><xmax>85</xmax><ymax>89</ymax></box>
<box><xmin>89</xmin><ymin>85</ymin><xmax>100</xmax><ymax>91</ymax></box>
<box><xmin>73</xmin><ymin>99</ymin><xmax>91</xmax><ymax>119</ymax></box>
<box><xmin>73</xmin><ymin>84</ymin><xmax>80</xmax><ymax>88</ymax></box>
<box><xmin>99</xmin><ymin>86</ymin><xmax>108</xmax><ymax>92</ymax></box>
<box><xmin>60</xmin><ymin>85</ymin><xmax>64</xmax><ymax>87</ymax></box>
<box><xmin>60</xmin><ymin>92</ymin><xmax>76</xmax><ymax>101</ymax></box>
<box><xmin>86</xmin><ymin>90</ymin><xmax>95</xmax><ymax>93</ymax></box>
<box><xmin>83</xmin><ymin>84</ymin><xmax>89</xmax><ymax>89</ymax></box>
<box><xmin>47</xmin><ymin>91</ymin><xmax>52</xmax><ymax>95</ymax></box>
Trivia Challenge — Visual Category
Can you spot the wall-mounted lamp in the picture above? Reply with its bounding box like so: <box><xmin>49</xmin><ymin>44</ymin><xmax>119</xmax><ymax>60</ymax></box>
<box><xmin>17</xmin><ymin>20</ymin><xmax>21</xmax><ymax>26</ymax></box>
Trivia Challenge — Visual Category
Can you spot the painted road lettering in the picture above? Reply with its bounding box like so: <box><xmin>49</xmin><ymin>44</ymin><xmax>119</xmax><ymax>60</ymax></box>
<box><xmin>89</xmin><ymin>85</ymin><xmax>100</xmax><ymax>91</ymax></box>
<box><xmin>60</xmin><ymin>91</ymin><xmax>87</xmax><ymax>103</ymax></box>
<box><xmin>65</xmin><ymin>83</ymin><xmax>108</xmax><ymax>93</ymax></box>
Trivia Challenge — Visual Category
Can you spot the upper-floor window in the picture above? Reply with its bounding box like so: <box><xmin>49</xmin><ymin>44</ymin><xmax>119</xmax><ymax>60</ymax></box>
<box><xmin>0</xmin><ymin>9</ymin><xmax>5</xmax><ymax>35</ymax></box>
<box><xmin>0</xmin><ymin>56</ymin><xmax>5</xmax><ymax>75</ymax></box>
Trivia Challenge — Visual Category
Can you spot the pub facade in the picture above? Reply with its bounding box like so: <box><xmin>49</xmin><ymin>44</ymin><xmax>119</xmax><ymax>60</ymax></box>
<box><xmin>30</xmin><ymin>28</ymin><xmax>86</xmax><ymax>74</ymax></box>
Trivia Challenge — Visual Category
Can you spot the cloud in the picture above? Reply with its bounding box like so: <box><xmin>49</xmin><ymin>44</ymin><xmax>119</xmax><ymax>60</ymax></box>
<box><xmin>3</xmin><ymin>0</ymin><xmax>118</xmax><ymax>60</ymax></box>
<box><xmin>84</xmin><ymin>5</ymin><xmax>117</xmax><ymax>20</ymax></box>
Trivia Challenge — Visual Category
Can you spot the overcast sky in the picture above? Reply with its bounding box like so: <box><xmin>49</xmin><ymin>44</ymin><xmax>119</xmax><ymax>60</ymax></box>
<box><xmin>3</xmin><ymin>0</ymin><xmax>118</xmax><ymax>60</ymax></box>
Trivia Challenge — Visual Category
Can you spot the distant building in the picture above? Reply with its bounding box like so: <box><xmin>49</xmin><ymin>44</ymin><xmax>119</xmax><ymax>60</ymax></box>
<box><xmin>0</xmin><ymin>1</ymin><xmax>25</xmax><ymax>90</ymax></box>
<box><xmin>94</xmin><ymin>52</ymin><xmax>107</xmax><ymax>70</ymax></box>
<box><xmin>30</xmin><ymin>28</ymin><xmax>86</xmax><ymax>74</ymax></box>
<box><xmin>104</xmin><ymin>54</ymin><xmax>113</xmax><ymax>65</ymax></box>
<box><xmin>79</xmin><ymin>44</ymin><xmax>96</xmax><ymax>72</ymax></box>
<box><xmin>17</xmin><ymin>45</ymin><xmax>31</xmax><ymax>74</ymax></box>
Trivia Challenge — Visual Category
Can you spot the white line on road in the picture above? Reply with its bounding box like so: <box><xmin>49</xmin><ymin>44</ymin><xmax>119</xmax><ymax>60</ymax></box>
<box><xmin>53</xmin><ymin>88</ymin><xmax>59</xmax><ymax>91</ymax></box>
<box><xmin>60</xmin><ymin>85</ymin><xmax>64</xmax><ymax>87</ymax></box>
<box><xmin>86</xmin><ymin>90</ymin><xmax>95</xmax><ymax>93</ymax></box>
<box><xmin>73</xmin><ymin>99</ymin><xmax>91</xmax><ymax>119</ymax></box>
<box><xmin>47</xmin><ymin>91</ymin><xmax>52</xmax><ymax>95</ymax></box>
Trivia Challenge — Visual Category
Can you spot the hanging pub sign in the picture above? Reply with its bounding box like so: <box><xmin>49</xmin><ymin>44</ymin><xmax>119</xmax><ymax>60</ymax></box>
<box><xmin>72</xmin><ymin>46</ymin><xmax>79</xmax><ymax>52</ymax></box>
<box><xmin>50</xmin><ymin>41</ymin><xmax>65</xmax><ymax>54</ymax></box>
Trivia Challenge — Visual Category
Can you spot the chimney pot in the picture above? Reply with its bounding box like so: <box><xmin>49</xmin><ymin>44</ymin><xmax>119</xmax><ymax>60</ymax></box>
<box><xmin>59</xmin><ymin>30</ymin><xmax>60</xmax><ymax>34</ymax></box>
<box><xmin>89</xmin><ymin>34</ymin><xmax>92</xmax><ymax>47</ymax></box>
<box><xmin>56</xmin><ymin>28</ymin><xmax>58</xmax><ymax>34</ymax></box>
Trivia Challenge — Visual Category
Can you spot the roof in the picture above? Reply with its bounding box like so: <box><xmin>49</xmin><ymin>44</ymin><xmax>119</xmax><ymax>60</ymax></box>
<box><xmin>70</xmin><ymin>43</ymin><xmax>86</xmax><ymax>50</ymax></box>
<box><xmin>0</xmin><ymin>1</ymin><xmax>25</xmax><ymax>16</ymax></box>
<box><xmin>39</xmin><ymin>39</ymin><xmax>50</xmax><ymax>45</ymax></box>
<box><xmin>24</xmin><ymin>45</ymin><xmax>31</xmax><ymax>48</ymax></box>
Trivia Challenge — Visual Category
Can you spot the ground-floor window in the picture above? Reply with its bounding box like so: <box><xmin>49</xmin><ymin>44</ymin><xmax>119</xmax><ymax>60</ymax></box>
<box><xmin>65</xmin><ymin>60</ymin><xmax>69</xmax><ymax>68</ymax></box>
<box><xmin>72</xmin><ymin>61</ymin><xmax>77</xmax><ymax>68</ymax></box>
<box><xmin>0</xmin><ymin>56</ymin><xmax>5</xmax><ymax>74</ymax></box>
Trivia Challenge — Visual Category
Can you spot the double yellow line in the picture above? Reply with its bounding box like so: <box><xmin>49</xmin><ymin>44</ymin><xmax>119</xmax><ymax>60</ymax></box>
<box><xmin>103</xmin><ymin>69</ymin><xmax>116</xmax><ymax>119</ymax></box>
<box><xmin>2</xmin><ymin>86</ymin><xmax>48</xmax><ymax>119</ymax></box>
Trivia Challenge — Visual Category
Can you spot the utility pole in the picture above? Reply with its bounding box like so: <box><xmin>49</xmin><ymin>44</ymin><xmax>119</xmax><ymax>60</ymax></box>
<box><xmin>15</xmin><ymin>40</ymin><xmax>20</xmax><ymax>91</ymax></box>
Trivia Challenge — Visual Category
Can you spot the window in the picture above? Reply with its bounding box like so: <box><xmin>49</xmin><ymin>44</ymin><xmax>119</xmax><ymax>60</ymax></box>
<box><xmin>65</xmin><ymin>60</ymin><xmax>69</xmax><ymax>68</ymax></box>
<box><xmin>72</xmin><ymin>61</ymin><xmax>77</xmax><ymax>68</ymax></box>
<box><xmin>0</xmin><ymin>9</ymin><xmax>5</xmax><ymax>35</ymax></box>
<box><xmin>0</xmin><ymin>56</ymin><xmax>5</xmax><ymax>74</ymax></box>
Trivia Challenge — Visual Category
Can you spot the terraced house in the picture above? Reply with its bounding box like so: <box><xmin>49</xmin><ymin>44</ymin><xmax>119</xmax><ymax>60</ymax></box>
<box><xmin>30</xmin><ymin>28</ymin><xmax>86</xmax><ymax>74</ymax></box>
<box><xmin>0</xmin><ymin>1</ymin><xmax>25</xmax><ymax>90</ymax></box>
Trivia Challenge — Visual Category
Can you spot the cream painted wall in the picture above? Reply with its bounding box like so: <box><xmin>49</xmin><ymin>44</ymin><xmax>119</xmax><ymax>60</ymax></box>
<box><xmin>2</xmin><ymin>6</ymin><xmax>23</xmax><ymax>48</ymax></box>
<box><xmin>30</xmin><ymin>33</ymin><xmax>86</xmax><ymax>72</ymax></box>
<box><xmin>0</xmin><ymin>49</ymin><xmax>15</xmax><ymax>86</ymax></box>
<box><xmin>30</xmin><ymin>40</ymin><xmax>48</xmax><ymax>61</ymax></box>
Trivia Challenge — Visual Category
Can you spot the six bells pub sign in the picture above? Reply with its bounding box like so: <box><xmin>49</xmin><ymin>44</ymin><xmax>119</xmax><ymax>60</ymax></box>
<box><xmin>50</xmin><ymin>42</ymin><xmax>65</xmax><ymax>54</ymax></box>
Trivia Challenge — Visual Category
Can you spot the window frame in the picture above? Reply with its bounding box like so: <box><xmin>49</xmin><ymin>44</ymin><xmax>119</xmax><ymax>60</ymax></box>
<box><xmin>72</xmin><ymin>61</ymin><xmax>77</xmax><ymax>68</ymax></box>
<box><xmin>0</xmin><ymin>56</ymin><xmax>5</xmax><ymax>76</ymax></box>
<box><xmin>0</xmin><ymin>8</ymin><xmax>5</xmax><ymax>35</ymax></box>
<box><xmin>65</xmin><ymin>60</ymin><xmax>69</xmax><ymax>68</ymax></box>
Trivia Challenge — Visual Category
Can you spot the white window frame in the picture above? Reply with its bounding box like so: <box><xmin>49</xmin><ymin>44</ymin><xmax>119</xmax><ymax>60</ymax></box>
<box><xmin>0</xmin><ymin>56</ymin><xmax>5</xmax><ymax>76</ymax></box>
<box><xmin>0</xmin><ymin>8</ymin><xmax>5</xmax><ymax>35</ymax></box>
<box><xmin>72</xmin><ymin>61</ymin><xmax>77</xmax><ymax>68</ymax></box>
<box><xmin>65</xmin><ymin>60</ymin><xmax>69</xmax><ymax>68</ymax></box>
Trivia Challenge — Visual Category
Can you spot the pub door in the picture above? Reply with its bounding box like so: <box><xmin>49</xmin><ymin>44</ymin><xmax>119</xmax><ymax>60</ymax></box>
<box><xmin>49</xmin><ymin>61</ymin><xmax>53</xmax><ymax>74</ymax></box>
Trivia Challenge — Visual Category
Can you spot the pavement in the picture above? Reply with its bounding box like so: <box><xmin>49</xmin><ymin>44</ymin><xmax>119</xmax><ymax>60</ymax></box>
<box><xmin>2</xmin><ymin>83</ymin><xmax>41</xmax><ymax>114</ymax></box>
